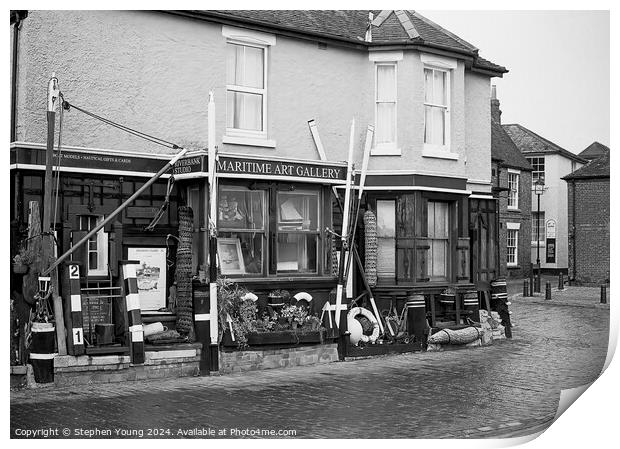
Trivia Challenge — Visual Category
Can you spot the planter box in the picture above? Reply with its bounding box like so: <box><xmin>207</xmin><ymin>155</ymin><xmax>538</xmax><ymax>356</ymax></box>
<box><xmin>345</xmin><ymin>340</ymin><xmax>423</xmax><ymax>359</ymax></box>
<box><xmin>221</xmin><ymin>329</ymin><xmax>325</xmax><ymax>348</ymax></box>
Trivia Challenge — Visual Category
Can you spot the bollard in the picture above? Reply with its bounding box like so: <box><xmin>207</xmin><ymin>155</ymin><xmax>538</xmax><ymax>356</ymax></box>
<box><xmin>558</xmin><ymin>273</ymin><xmax>564</xmax><ymax>290</ymax></box>
<box><xmin>523</xmin><ymin>279</ymin><xmax>529</xmax><ymax>297</ymax></box>
<box><xmin>601</xmin><ymin>285</ymin><xmax>607</xmax><ymax>304</ymax></box>
<box><xmin>535</xmin><ymin>274</ymin><xmax>541</xmax><ymax>293</ymax></box>
<box><xmin>545</xmin><ymin>281</ymin><xmax>552</xmax><ymax>300</ymax></box>
<box><xmin>529</xmin><ymin>268</ymin><xmax>534</xmax><ymax>296</ymax></box>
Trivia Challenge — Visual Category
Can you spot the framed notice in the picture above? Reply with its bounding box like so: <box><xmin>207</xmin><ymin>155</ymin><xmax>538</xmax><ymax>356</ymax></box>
<box><xmin>127</xmin><ymin>247</ymin><xmax>167</xmax><ymax>311</ymax></box>
<box><xmin>217</xmin><ymin>238</ymin><xmax>246</xmax><ymax>275</ymax></box>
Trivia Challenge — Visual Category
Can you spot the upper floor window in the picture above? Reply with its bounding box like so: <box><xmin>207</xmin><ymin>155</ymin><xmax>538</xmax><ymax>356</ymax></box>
<box><xmin>375</xmin><ymin>63</ymin><xmax>397</xmax><ymax>150</ymax></box>
<box><xmin>424</xmin><ymin>67</ymin><xmax>449</xmax><ymax>147</ymax></box>
<box><xmin>226</xmin><ymin>43</ymin><xmax>266</xmax><ymax>134</ymax></box>
<box><xmin>507</xmin><ymin>170</ymin><xmax>520</xmax><ymax>209</ymax></box>
<box><xmin>531</xmin><ymin>211</ymin><xmax>545</xmax><ymax>244</ymax></box>
<box><xmin>222</xmin><ymin>26</ymin><xmax>276</xmax><ymax>147</ymax></box>
<box><xmin>528</xmin><ymin>157</ymin><xmax>545</xmax><ymax>184</ymax></box>
<box><xmin>420</xmin><ymin>53</ymin><xmax>457</xmax><ymax>160</ymax></box>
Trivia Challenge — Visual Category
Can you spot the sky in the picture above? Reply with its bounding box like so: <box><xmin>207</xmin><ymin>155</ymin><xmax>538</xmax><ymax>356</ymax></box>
<box><xmin>419</xmin><ymin>10</ymin><xmax>610</xmax><ymax>155</ymax></box>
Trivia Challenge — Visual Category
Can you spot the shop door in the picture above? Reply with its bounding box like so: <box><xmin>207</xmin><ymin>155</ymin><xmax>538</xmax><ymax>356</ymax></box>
<box><xmin>469</xmin><ymin>199</ymin><xmax>498</xmax><ymax>288</ymax></box>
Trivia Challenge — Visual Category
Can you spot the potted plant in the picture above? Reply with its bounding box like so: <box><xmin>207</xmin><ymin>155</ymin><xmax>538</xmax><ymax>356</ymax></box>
<box><xmin>12</xmin><ymin>247</ymin><xmax>33</xmax><ymax>274</ymax></box>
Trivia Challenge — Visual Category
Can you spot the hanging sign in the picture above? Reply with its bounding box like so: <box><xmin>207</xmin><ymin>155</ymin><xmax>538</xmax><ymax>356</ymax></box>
<box><xmin>127</xmin><ymin>247</ymin><xmax>168</xmax><ymax>311</ymax></box>
<box><xmin>546</xmin><ymin>219</ymin><xmax>557</xmax><ymax>239</ymax></box>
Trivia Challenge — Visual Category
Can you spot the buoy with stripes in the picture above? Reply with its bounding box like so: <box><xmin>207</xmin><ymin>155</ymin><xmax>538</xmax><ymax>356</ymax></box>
<box><xmin>29</xmin><ymin>322</ymin><xmax>57</xmax><ymax>383</ymax></box>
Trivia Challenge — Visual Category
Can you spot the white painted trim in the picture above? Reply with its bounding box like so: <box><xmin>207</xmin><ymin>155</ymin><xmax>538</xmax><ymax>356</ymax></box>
<box><xmin>422</xmin><ymin>147</ymin><xmax>459</xmax><ymax>160</ymax></box>
<box><xmin>194</xmin><ymin>313</ymin><xmax>212</xmax><ymax>322</ymax></box>
<box><xmin>219</xmin><ymin>173</ymin><xmax>346</xmax><ymax>185</ymax></box>
<box><xmin>222</xmin><ymin>135</ymin><xmax>276</xmax><ymax>148</ymax></box>
<box><xmin>469</xmin><ymin>194</ymin><xmax>495</xmax><ymax>200</ymax></box>
<box><xmin>369</xmin><ymin>50</ymin><xmax>403</xmax><ymax>62</ymax></box>
<box><xmin>420</xmin><ymin>53</ymin><xmax>458</xmax><ymax>69</ymax></box>
<box><xmin>507</xmin><ymin>170</ymin><xmax>520</xmax><ymax>210</ymax></box>
<box><xmin>70</xmin><ymin>294</ymin><xmax>82</xmax><ymax>312</ymax></box>
<box><xmin>353</xmin><ymin>168</ymin><xmax>465</xmax><ymax>179</ymax></box>
<box><xmin>370</xmin><ymin>145</ymin><xmax>402</xmax><ymax>156</ymax></box>
<box><xmin>507</xmin><ymin>168</ymin><xmax>521</xmax><ymax>175</ymax></box>
<box><xmin>506</xmin><ymin>222</ymin><xmax>521</xmax><ymax>230</ymax></box>
<box><xmin>29</xmin><ymin>353</ymin><xmax>58</xmax><ymax>360</ymax></box>
<box><xmin>335</xmin><ymin>185</ymin><xmax>472</xmax><ymax>195</ymax></box>
<box><xmin>468</xmin><ymin>178</ymin><xmax>492</xmax><ymax>185</ymax></box>
<box><xmin>222</xmin><ymin>25</ymin><xmax>276</xmax><ymax>46</ymax></box>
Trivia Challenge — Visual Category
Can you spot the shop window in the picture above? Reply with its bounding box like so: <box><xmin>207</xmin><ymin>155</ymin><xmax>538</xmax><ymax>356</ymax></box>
<box><xmin>276</xmin><ymin>191</ymin><xmax>319</xmax><ymax>274</ymax></box>
<box><xmin>77</xmin><ymin>215</ymin><xmax>109</xmax><ymax>276</ymax></box>
<box><xmin>376</xmin><ymin>200</ymin><xmax>396</xmax><ymax>278</ymax></box>
<box><xmin>218</xmin><ymin>186</ymin><xmax>266</xmax><ymax>275</ymax></box>
<box><xmin>427</xmin><ymin>201</ymin><xmax>449</xmax><ymax>281</ymax></box>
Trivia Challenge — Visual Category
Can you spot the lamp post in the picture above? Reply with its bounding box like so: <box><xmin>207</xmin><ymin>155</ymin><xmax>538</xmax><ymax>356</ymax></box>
<box><xmin>534</xmin><ymin>177</ymin><xmax>545</xmax><ymax>292</ymax></box>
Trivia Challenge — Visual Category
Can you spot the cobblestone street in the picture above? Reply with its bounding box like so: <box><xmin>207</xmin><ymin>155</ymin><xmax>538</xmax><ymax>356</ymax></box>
<box><xmin>10</xmin><ymin>288</ymin><xmax>609</xmax><ymax>439</ymax></box>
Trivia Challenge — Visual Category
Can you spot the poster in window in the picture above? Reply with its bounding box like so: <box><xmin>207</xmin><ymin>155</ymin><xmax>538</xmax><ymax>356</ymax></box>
<box><xmin>546</xmin><ymin>238</ymin><xmax>556</xmax><ymax>264</ymax></box>
<box><xmin>127</xmin><ymin>247</ymin><xmax>167</xmax><ymax>311</ymax></box>
<box><xmin>217</xmin><ymin>238</ymin><xmax>246</xmax><ymax>275</ymax></box>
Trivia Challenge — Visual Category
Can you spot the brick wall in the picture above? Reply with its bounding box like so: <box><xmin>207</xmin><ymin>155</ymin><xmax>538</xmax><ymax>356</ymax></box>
<box><xmin>567</xmin><ymin>178</ymin><xmax>610</xmax><ymax>285</ymax></box>
<box><xmin>496</xmin><ymin>166</ymin><xmax>532</xmax><ymax>279</ymax></box>
<box><xmin>219</xmin><ymin>343</ymin><xmax>339</xmax><ymax>374</ymax></box>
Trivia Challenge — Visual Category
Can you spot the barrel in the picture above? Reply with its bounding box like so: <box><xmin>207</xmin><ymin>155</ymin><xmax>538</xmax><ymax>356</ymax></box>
<box><xmin>406</xmin><ymin>295</ymin><xmax>426</xmax><ymax>344</ymax></box>
<box><xmin>463</xmin><ymin>290</ymin><xmax>479</xmax><ymax>308</ymax></box>
<box><xmin>490</xmin><ymin>278</ymin><xmax>507</xmax><ymax>310</ymax></box>
<box><xmin>29</xmin><ymin>322</ymin><xmax>56</xmax><ymax>383</ymax></box>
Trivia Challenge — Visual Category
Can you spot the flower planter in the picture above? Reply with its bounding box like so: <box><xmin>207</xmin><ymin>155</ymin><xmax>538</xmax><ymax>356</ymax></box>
<box><xmin>12</xmin><ymin>263</ymin><xmax>28</xmax><ymax>274</ymax></box>
<box><xmin>221</xmin><ymin>329</ymin><xmax>324</xmax><ymax>348</ymax></box>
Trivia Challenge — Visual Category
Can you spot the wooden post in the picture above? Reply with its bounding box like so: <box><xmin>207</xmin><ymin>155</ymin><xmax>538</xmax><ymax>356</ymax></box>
<box><xmin>207</xmin><ymin>91</ymin><xmax>219</xmax><ymax>372</ymax></box>
<box><xmin>64</xmin><ymin>262</ymin><xmax>85</xmax><ymax>355</ymax></box>
<box><xmin>119</xmin><ymin>261</ymin><xmax>145</xmax><ymax>364</ymax></box>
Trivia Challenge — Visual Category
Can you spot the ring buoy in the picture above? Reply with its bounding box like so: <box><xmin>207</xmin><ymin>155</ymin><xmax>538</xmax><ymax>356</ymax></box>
<box><xmin>347</xmin><ymin>307</ymin><xmax>380</xmax><ymax>343</ymax></box>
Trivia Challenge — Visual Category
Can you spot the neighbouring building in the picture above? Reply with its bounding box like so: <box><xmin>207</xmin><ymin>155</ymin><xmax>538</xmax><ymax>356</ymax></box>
<box><xmin>563</xmin><ymin>148</ymin><xmax>610</xmax><ymax>285</ymax></box>
<box><xmin>503</xmin><ymin>124</ymin><xmax>587</xmax><ymax>275</ymax></box>
<box><xmin>490</xmin><ymin>87</ymin><xmax>532</xmax><ymax>279</ymax></box>
<box><xmin>578</xmin><ymin>141</ymin><xmax>609</xmax><ymax>162</ymax></box>
<box><xmin>10</xmin><ymin>10</ymin><xmax>507</xmax><ymax>373</ymax></box>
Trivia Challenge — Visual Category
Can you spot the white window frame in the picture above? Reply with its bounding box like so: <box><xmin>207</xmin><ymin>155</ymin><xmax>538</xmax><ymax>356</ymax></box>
<box><xmin>222</xmin><ymin>26</ymin><xmax>276</xmax><ymax>148</ymax></box>
<box><xmin>507</xmin><ymin>169</ymin><xmax>520</xmax><ymax>210</ymax></box>
<box><xmin>421</xmin><ymin>53</ymin><xmax>457</xmax><ymax>160</ymax></box>
<box><xmin>78</xmin><ymin>215</ymin><xmax>109</xmax><ymax>277</ymax></box>
<box><xmin>372</xmin><ymin>62</ymin><xmax>399</xmax><ymax>155</ymax></box>
<box><xmin>506</xmin><ymin>224</ymin><xmax>519</xmax><ymax>267</ymax></box>
<box><xmin>527</xmin><ymin>157</ymin><xmax>545</xmax><ymax>184</ymax></box>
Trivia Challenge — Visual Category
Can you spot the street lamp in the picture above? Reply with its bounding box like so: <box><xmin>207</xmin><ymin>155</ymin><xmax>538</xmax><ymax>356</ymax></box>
<box><xmin>534</xmin><ymin>177</ymin><xmax>545</xmax><ymax>292</ymax></box>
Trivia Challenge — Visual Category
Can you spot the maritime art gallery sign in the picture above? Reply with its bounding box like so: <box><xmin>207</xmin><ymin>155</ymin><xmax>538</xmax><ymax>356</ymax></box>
<box><xmin>216</xmin><ymin>156</ymin><xmax>346</xmax><ymax>182</ymax></box>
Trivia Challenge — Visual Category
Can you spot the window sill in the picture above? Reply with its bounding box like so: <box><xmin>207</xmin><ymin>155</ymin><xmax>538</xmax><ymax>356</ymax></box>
<box><xmin>422</xmin><ymin>147</ymin><xmax>459</xmax><ymax>160</ymax></box>
<box><xmin>507</xmin><ymin>265</ymin><xmax>521</xmax><ymax>270</ymax></box>
<box><xmin>222</xmin><ymin>135</ymin><xmax>276</xmax><ymax>148</ymax></box>
<box><xmin>370</xmin><ymin>146</ymin><xmax>402</xmax><ymax>156</ymax></box>
<box><xmin>507</xmin><ymin>207</ymin><xmax>521</xmax><ymax>212</ymax></box>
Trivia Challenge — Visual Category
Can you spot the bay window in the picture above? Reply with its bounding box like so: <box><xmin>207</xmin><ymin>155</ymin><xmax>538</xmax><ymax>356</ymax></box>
<box><xmin>217</xmin><ymin>184</ymin><xmax>326</xmax><ymax>277</ymax></box>
<box><xmin>427</xmin><ymin>201</ymin><xmax>450</xmax><ymax>281</ymax></box>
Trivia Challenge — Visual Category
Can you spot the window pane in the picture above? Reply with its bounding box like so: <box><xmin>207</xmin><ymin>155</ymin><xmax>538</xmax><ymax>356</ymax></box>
<box><xmin>220</xmin><ymin>232</ymin><xmax>263</xmax><ymax>275</ymax></box>
<box><xmin>434</xmin><ymin>70</ymin><xmax>447</xmax><ymax>105</ymax></box>
<box><xmin>430</xmin><ymin>240</ymin><xmax>447</xmax><ymax>279</ymax></box>
<box><xmin>376</xmin><ymin>200</ymin><xmax>396</xmax><ymax>278</ymax></box>
<box><xmin>424</xmin><ymin>68</ymin><xmax>433</xmax><ymax>103</ymax></box>
<box><xmin>219</xmin><ymin>187</ymin><xmax>265</xmax><ymax>231</ymax></box>
<box><xmin>277</xmin><ymin>191</ymin><xmax>319</xmax><ymax>231</ymax></box>
<box><xmin>377</xmin><ymin>65</ymin><xmax>396</xmax><ymax>101</ymax></box>
<box><xmin>428</xmin><ymin>201</ymin><xmax>449</xmax><ymax>281</ymax></box>
<box><xmin>89</xmin><ymin>252</ymin><xmax>98</xmax><ymax>270</ymax></box>
<box><xmin>432</xmin><ymin>106</ymin><xmax>445</xmax><ymax>145</ymax></box>
<box><xmin>227</xmin><ymin>91</ymin><xmax>263</xmax><ymax>131</ymax></box>
<box><xmin>376</xmin><ymin>103</ymin><xmax>395</xmax><ymax>144</ymax></box>
<box><xmin>277</xmin><ymin>234</ymin><xmax>317</xmax><ymax>273</ymax></box>
<box><xmin>227</xmin><ymin>44</ymin><xmax>264</xmax><ymax>89</ymax></box>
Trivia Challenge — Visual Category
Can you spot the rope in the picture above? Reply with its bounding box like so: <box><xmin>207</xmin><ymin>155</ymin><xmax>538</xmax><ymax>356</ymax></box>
<box><xmin>63</xmin><ymin>100</ymin><xmax>181</xmax><ymax>150</ymax></box>
<box><xmin>144</xmin><ymin>175</ymin><xmax>175</xmax><ymax>231</ymax></box>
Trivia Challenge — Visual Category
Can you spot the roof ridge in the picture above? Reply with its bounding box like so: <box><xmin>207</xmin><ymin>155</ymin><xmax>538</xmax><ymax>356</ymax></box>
<box><xmin>409</xmin><ymin>10</ymin><xmax>478</xmax><ymax>52</ymax></box>
<box><xmin>371</xmin><ymin>10</ymin><xmax>392</xmax><ymax>27</ymax></box>
<box><xmin>394</xmin><ymin>10</ymin><xmax>420</xmax><ymax>39</ymax></box>
<box><xmin>503</xmin><ymin>123</ymin><xmax>588</xmax><ymax>163</ymax></box>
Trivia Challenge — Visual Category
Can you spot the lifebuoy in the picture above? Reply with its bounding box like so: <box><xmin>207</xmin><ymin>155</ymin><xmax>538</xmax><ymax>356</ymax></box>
<box><xmin>347</xmin><ymin>307</ymin><xmax>380</xmax><ymax>343</ymax></box>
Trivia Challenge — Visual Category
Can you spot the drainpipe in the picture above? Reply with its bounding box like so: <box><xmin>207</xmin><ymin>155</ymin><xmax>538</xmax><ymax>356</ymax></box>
<box><xmin>10</xmin><ymin>10</ymin><xmax>28</xmax><ymax>142</ymax></box>
<box><xmin>570</xmin><ymin>179</ymin><xmax>577</xmax><ymax>283</ymax></box>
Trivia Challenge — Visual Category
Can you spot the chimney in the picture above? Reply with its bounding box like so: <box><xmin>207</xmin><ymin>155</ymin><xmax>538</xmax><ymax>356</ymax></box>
<box><xmin>491</xmin><ymin>85</ymin><xmax>502</xmax><ymax>124</ymax></box>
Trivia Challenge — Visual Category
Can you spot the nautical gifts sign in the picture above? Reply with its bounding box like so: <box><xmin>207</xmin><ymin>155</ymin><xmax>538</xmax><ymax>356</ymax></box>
<box><xmin>127</xmin><ymin>247</ymin><xmax>167</xmax><ymax>311</ymax></box>
<box><xmin>216</xmin><ymin>156</ymin><xmax>346</xmax><ymax>182</ymax></box>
